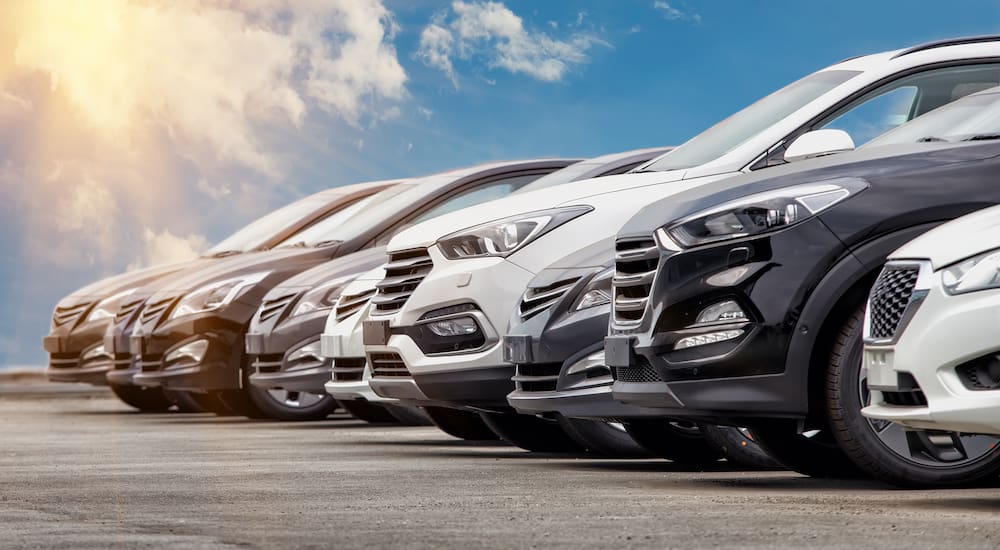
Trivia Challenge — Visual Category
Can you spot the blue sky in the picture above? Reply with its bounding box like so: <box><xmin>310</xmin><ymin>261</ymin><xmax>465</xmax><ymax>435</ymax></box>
<box><xmin>2</xmin><ymin>0</ymin><xmax>1000</xmax><ymax>367</ymax></box>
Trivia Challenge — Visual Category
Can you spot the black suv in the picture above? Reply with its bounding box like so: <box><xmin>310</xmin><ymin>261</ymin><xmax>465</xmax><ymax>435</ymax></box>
<box><xmin>606</xmin><ymin>87</ymin><xmax>1000</xmax><ymax>487</ymax></box>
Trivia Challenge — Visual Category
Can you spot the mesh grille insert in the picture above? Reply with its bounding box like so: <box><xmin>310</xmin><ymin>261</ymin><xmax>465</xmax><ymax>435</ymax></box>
<box><xmin>868</xmin><ymin>265</ymin><xmax>920</xmax><ymax>340</ymax></box>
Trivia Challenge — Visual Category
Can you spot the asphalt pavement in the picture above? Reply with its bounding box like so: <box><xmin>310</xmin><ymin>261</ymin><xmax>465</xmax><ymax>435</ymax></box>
<box><xmin>3</xmin><ymin>395</ymin><xmax>1000</xmax><ymax>549</ymax></box>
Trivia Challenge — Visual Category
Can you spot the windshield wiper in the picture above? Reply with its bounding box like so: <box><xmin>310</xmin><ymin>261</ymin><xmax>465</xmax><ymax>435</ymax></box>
<box><xmin>313</xmin><ymin>240</ymin><xmax>342</xmax><ymax>249</ymax></box>
<box><xmin>964</xmin><ymin>133</ymin><xmax>1000</xmax><ymax>142</ymax></box>
<box><xmin>916</xmin><ymin>136</ymin><xmax>950</xmax><ymax>143</ymax></box>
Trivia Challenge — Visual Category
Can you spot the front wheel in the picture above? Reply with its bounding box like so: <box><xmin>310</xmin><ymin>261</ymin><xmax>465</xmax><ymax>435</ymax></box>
<box><xmin>479</xmin><ymin>411</ymin><xmax>581</xmax><ymax>452</ymax></box>
<box><xmin>623</xmin><ymin>419</ymin><xmax>722</xmax><ymax>465</ymax></box>
<box><xmin>385</xmin><ymin>404</ymin><xmax>432</xmax><ymax>426</ymax></box>
<box><xmin>245</xmin><ymin>385</ymin><xmax>339</xmax><ymax>421</ymax></box>
<box><xmin>424</xmin><ymin>407</ymin><xmax>498</xmax><ymax>441</ymax></box>
<box><xmin>699</xmin><ymin>425</ymin><xmax>782</xmax><ymax>470</ymax></box>
<box><xmin>748</xmin><ymin>424</ymin><xmax>863</xmax><ymax>478</ymax></box>
<box><xmin>341</xmin><ymin>400</ymin><xmax>400</xmax><ymax>424</ymax></box>
<box><xmin>109</xmin><ymin>384</ymin><xmax>172</xmax><ymax>412</ymax></box>
<box><xmin>826</xmin><ymin>305</ymin><xmax>1000</xmax><ymax>488</ymax></box>
<box><xmin>556</xmin><ymin>416</ymin><xmax>651</xmax><ymax>458</ymax></box>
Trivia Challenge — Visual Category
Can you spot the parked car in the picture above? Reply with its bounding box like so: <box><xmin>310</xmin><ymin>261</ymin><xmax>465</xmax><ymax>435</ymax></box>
<box><xmin>44</xmin><ymin>181</ymin><xmax>392</xmax><ymax>411</ymax></box>
<box><xmin>363</xmin><ymin>37</ymin><xmax>1000</xmax><ymax>451</ymax></box>
<box><xmin>503</xmin><ymin>242</ymin><xmax>777</xmax><ymax>465</ymax></box>
<box><xmin>246</xmin><ymin>148</ymin><xmax>670</xmax><ymax>422</ymax></box>
<box><xmin>319</xmin><ymin>267</ymin><xmax>439</xmax><ymax>425</ymax></box>
<box><xmin>129</xmin><ymin>160</ymin><xmax>577</xmax><ymax>417</ymax></box>
<box><xmin>862</xmin><ymin>203</ymin><xmax>1000</xmax><ymax>442</ymax></box>
<box><xmin>605</xmin><ymin>84</ymin><xmax>1000</xmax><ymax>487</ymax></box>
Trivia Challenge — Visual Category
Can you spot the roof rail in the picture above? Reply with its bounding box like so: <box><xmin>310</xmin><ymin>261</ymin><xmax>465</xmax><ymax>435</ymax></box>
<box><xmin>892</xmin><ymin>35</ymin><xmax>1000</xmax><ymax>59</ymax></box>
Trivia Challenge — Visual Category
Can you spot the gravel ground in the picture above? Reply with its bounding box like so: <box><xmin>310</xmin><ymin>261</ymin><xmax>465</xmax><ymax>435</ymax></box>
<box><xmin>3</xmin><ymin>395</ymin><xmax>1000</xmax><ymax>549</ymax></box>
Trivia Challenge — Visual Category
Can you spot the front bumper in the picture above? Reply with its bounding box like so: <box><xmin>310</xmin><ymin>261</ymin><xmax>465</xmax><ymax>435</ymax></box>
<box><xmin>863</xmin><ymin>278</ymin><xmax>1000</xmax><ymax>435</ymax></box>
<box><xmin>44</xmin><ymin>320</ymin><xmax>113</xmax><ymax>385</ymax></box>
<box><xmin>606</xmin><ymin>219</ymin><xmax>846</xmax><ymax>422</ymax></box>
<box><xmin>365</xmin><ymin>253</ymin><xmax>534</xmax><ymax>407</ymax></box>
<box><xmin>246</xmin><ymin>310</ymin><xmax>331</xmax><ymax>394</ymax></box>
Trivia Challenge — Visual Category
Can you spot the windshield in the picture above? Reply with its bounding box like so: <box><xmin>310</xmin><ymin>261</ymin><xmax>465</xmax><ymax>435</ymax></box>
<box><xmin>865</xmin><ymin>90</ymin><xmax>1000</xmax><ymax>147</ymax></box>
<box><xmin>205</xmin><ymin>193</ymin><xmax>339</xmax><ymax>255</ymax></box>
<box><xmin>518</xmin><ymin>162</ymin><xmax>600</xmax><ymax>193</ymax></box>
<box><xmin>643</xmin><ymin>70</ymin><xmax>861</xmax><ymax>172</ymax></box>
<box><xmin>275</xmin><ymin>186</ymin><xmax>405</xmax><ymax>247</ymax></box>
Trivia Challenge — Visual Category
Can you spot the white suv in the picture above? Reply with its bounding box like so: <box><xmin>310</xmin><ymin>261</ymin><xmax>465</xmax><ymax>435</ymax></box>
<box><xmin>863</xmin><ymin>203</ymin><xmax>1000</xmax><ymax>436</ymax></box>
<box><xmin>364</xmin><ymin>37</ymin><xmax>1000</xmax><ymax>448</ymax></box>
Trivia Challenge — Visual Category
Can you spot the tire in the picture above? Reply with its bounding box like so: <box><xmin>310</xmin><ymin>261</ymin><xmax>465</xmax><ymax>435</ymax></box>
<box><xmin>479</xmin><ymin>411</ymin><xmax>581</xmax><ymax>452</ymax></box>
<box><xmin>109</xmin><ymin>383</ymin><xmax>172</xmax><ymax>412</ymax></box>
<box><xmin>699</xmin><ymin>425</ymin><xmax>782</xmax><ymax>470</ymax></box>
<box><xmin>749</xmin><ymin>424</ymin><xmax>863</xmax><ymax>478</ymax></box>
<box><xmin>826</xmin><ymin>304</ymin><xmax>1000</xmax><ymax>488</ymax></box>
<box><xmin>341</xmin><ymin>400</ymin><xmax>400</xmax><ymax>424</ymax></box>
<box><xmin>164</xmin><ymin>390</ymin><xmax>208</xmax><ymax>413</ymax></box>
<box><xmin>245</xmin><ymin>385</ymin><xmax>339</xmax><ymax>421</ymax></box>
<box><xmin>623</xmin><ymin>419</ymin><xmax>722</xmax><ymax>465</ymax></box>
<box><xmin>424</xmin><ymin>406</ymin><xmax>499</xmax><ymax>441</ymax></box>
<box><xmin>556</xmin><ymin>416</ymin><xmax>652</xmax><ymax>458</ymax></box>
<box><xmin>215</xmin><ymin>389</ymin><xmax>269</xmax><ymax>419</ymax></box>
<box><xmin>385</xmin><ymin>404</ymin><xmax>432</xmax><ymax>426</ymax></box>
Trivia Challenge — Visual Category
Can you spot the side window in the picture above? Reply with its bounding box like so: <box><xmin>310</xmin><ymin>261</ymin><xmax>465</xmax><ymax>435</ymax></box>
<box><xmin>821</xmin><ymin>86</ymin><xmax>918</xmax><ymax>145</ymax></box>
<box><xmin>756</xmin><ymin>63</ymin><xmax>1000</xmax><ymax>168</ymax></box>
<box><xmin>373</xmin><ymin>174</ymin><xmax>541</xmax><ymax>245</ymax></box>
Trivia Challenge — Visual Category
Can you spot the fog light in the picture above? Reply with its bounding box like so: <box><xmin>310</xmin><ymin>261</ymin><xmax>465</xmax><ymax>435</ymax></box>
<box><xmin>566</xmin><ymin>350</ymin><xmax>608</xmax><ymax>375</ymax></box>
<box><xmin>288</xmin><ymin>340</ymin><xmax>323</xmax><ymax>363</ymax></box>
<box><xmin>675</xmin><ymin>330</ymin><xmax>743</xmax><ymax>350</ymax></box>
<box><xmin>81</xmin><ymin>344</ymin><xmax>109</xmax><ymax>361</ymax></box>
<box><xmin>426</xmin><ymin>316</ymin><xmax>479</xmax><ymax>337</ymax></box>
<box><xmin>695</xmin><ymin>300</ymin><xmax>746</xmax><ymax>324</ymax></box>
<box><xmin>165</xmin><ymin>339</ymin><xmax>209</xmax><ymax>364</ymax></box>
<box><xmin>575</xmin><ymin>289</ymin><xmax>611</xmax><ymax>311</ymax></box>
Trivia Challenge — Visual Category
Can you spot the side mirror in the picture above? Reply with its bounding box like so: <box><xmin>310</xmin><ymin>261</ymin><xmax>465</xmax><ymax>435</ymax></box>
<box><xmin>783</xmin><ymin>129</ymin><xmax>856</xmax><ymax>163</ymax></box>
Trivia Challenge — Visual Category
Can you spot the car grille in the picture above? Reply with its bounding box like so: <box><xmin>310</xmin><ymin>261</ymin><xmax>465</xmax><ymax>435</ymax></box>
<box><xmin>140</xmin><ymin>297</ymin><xmax>175</xmax><ymax>325</ymax></box>
<box><xmin>52</xmin><ymin>302</ymin><xmax>91</xmax><ymax>327</ymax></box>
<box><xmin>115</xmin><ymin>298</ymin><xmax>145</xmax><ymax>324</ymax></box>
<box><xmin>371</xmin><ymin>249</ymin><xmax>433</xmax><ymax>315</ymax></box>
<box><xmin>518</xmin><ymin>278</ymin><xmax>580</xmax><ymax>320</ymax></box>
<box><xmin>140</xmin><ymin>354</ymin><xmax>163</xmax><ymax>372</ymax></box>
<box><xmin>331</xmin><ymin>357</ymin><xmax>366</xmax><ymax>382</ymax></box>
<box><xmin>956</xmin><ymin>358</ymin><xmax>1000</xmax><ymax>391</ymax></box>
<box><xmin>335</xmin><ymin>288</ymin><xmax>376</xmax><ymax>322</ymax></box>
<box><xmin>868</xmin><ymin>265</ymin><xmax>920</xmax><ymax>340</ymax></box>
<box><xmin>513</xmin><ymin>363</ymin><xmax>561</xmax><ymax>392</ymax></box>
<box><xmin>252</xmin><ymin>353</ymin><xmax>284</xmax><ymax>373</ymax></box>
<box><xmin>611</xmin><ymin>358</ymin><xmax>662</xmax><ymax>383</ymax></box>
<box><xmin>881</xmin><ymin>388</ymin><xmax>928</xmax><ymax>406</ymax></box>
<box><xmin>369</xmin><ymin>352</ymin><xmax>410</xmax><ymax>377</ymax></box>
<box><xmin>612</xmin><ymin>237</ymin><xmax>659</xmax><ymax>326</ymax></box>
<box><xmin>258</xmin><ymin>292</ymin><xmax>298</xmax><ymax>323</ymax></box>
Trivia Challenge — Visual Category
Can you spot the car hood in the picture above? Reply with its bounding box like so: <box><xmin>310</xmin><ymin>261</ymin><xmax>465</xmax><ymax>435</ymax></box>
<box><xmin>260</xmin><ymin>247</ymin><xmax>387</xmax><ymax>298</ymax></box>
<box><xmin>150</xmin><ymin>246</ymin><xmax>339</xmax><ymax>296</ymax></box>
<box><xmin>387</xmin><ymin>170</ymin><xmax>686</xmax><ymax>250</ymax></box>
<box><xmin>618</xmin><ymin>142</ymin><xmax>1000</xmax><ymax>237</ymax></box>
<box><xmin>891</xmin><ymin>203</ymin><xmax>1000</xmax><ymax>269</ymax></box>
<box><xmin>56</xmin><ymin>259</ymin><xmax>203</xmax><ymax>309</ymax></box>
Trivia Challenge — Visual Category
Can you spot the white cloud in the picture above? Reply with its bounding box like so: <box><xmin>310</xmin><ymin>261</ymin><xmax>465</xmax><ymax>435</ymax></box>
<box><xmin>628</xmin><ymin>25</ymin><xmax>642</xmax><ymax>34</ymax></box>
<box><xmin>653</xmin><ymin>1</ymin><xmax>701</xmax><ymax>23</ymax></box>
<box><xmin>128</xmin><ymin>227</ymin><xmax>210</xmax><ymax>270</ymax></box>
<box><xmin>416</xmin><ymin>1</ymin><xmax>605</xmax><ymax>85</ymax></box>
<box><xmin>9</xmin><ymin>0</ymin><xmax>408</xmax><ymax>176</ymax></box>
<box><xmin>196</xmin><ymin>177</ymin><xmax>232</xmax><ymax>201</ymax></box>
<box><xmin>416</xmin><ymin>21</ymin><xmax>458</xmax><ymax>87</ymax></box>
<box><xmin>417</xmin><ymin>106</ymin><xmax>434</xmax><ymax>120</ymax></box>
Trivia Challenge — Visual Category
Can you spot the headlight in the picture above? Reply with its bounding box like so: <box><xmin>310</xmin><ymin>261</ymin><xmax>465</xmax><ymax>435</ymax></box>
<box><xmin>291</xmin><ymin>275</ymin><xmax>356</xmax><ymax>317</ymax></box>
<box><xmin>574</xmin><ymin>267</ymin><xmax>613</xmax><ymax>311</ymax></box>
<box><xmin>660</xmin><ymin>178</ymin><xmax>868</xmax><ymax>249</ymax></box>
<box><xmin>170</xmin><ymin>271</ymin><xmax>270</xmax><ymax>320</ymax></box>
<box><xmin>85</xmin><ymin>288</ymin><xmax>137</xmax><ymax>323</ymax></box>
<box><xmin>943</xmin><ymin>249</ymin><xmax>1000</xmax><ymax>295</ymax></box>
<box><xmin>437</xmin><ymin>206</ymin><xmax>593</xmax><ymax>260</ymax></box>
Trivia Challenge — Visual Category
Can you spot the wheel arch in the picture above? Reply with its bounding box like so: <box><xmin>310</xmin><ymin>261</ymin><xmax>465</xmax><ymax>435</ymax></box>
<box><xmin>788</xmin><ymin>222</ymin><xmax>946</xmax><ymax>424</ymax></box>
